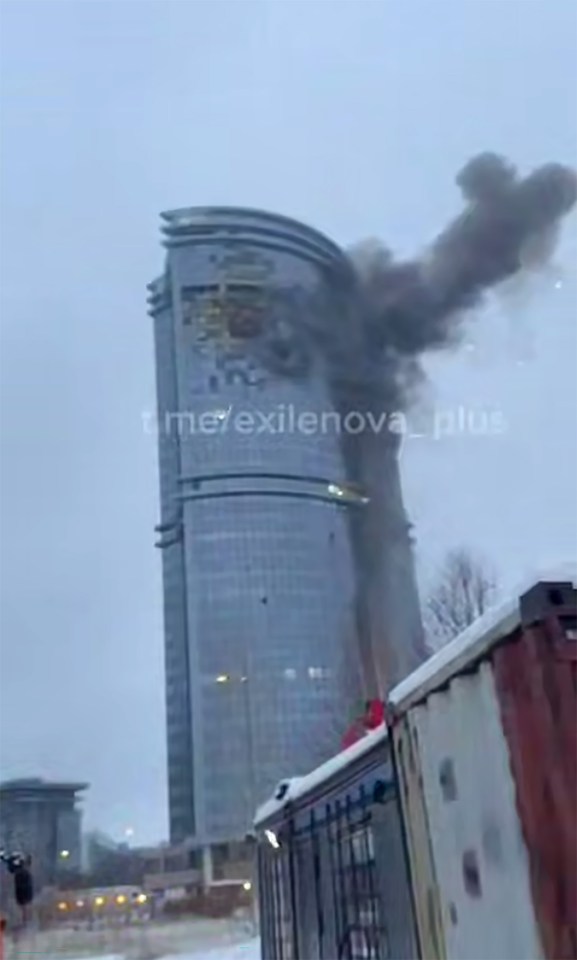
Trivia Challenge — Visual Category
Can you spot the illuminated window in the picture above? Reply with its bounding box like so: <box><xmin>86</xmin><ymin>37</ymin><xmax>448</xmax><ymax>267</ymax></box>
<box><xmin>327</xmin><ymin>482</ymin><xmax>369</xmax><ymax>504</ymax></box>
<box><xmin>283</xmin><ymin>668</ymin><xmax>297</xmax><ymax>680</ymax></box>
<box><xmin>308</xmin><ymin>667</ymin><xmax>330</xmax><ymax>679</ymax></box>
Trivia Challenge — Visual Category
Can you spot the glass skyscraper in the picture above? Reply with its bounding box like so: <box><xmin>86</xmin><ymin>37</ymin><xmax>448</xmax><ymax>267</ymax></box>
<box><xmin>149</xmin><ymin>208</ymin><xmax>424</xmax><ymax>844</ymax></box>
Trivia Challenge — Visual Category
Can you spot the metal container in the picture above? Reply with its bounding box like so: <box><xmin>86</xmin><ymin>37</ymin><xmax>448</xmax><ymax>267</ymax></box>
<box><xmin>393</xmin><ymin>715</ymin><xmax>446</xmax><ymax>959</ymax></box>
<box><xmin>390</xmin><ymin>570</ymin><xmax>576</xmax><ymax>960</ymax></box>
<box><xmin>491</xmin><ymin>578</ymin><xmax>577</xmax><ymax>960</ymax></box>
<box><xmin>255</xmin><ymin>726</ymin><xmax>418</xmax><ymax>959</ymax></box>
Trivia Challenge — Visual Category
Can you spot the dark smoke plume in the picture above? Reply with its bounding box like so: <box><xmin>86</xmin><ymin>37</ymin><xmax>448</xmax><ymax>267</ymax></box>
<box><xmin>335</xmin><ymin>153</ymin><xmax>576</xmax><ymax>690</ymax></box>
<box><xmin>345</xmin><ymin>152</ymin><xmax>577</xmax><ymax>407</ymax></box>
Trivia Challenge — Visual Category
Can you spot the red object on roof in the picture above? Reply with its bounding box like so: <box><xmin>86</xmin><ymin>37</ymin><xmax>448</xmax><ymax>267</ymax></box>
<box><xmin>341</xmin><ymin>700</ymin><xmax>387</xmax><ymax>750</ymax></box>
<box><xmin>365</xmin><ymin>699</ymin><xmax>386</xmax><ymax>729</ymax></box>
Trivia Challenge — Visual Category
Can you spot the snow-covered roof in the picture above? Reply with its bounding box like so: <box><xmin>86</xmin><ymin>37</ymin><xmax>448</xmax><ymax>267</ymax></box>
<box><xmin>390</xmin><ymin>563</ymin><xmax>577</xmax><ymax>715</ymax></box>
<box><xmin>254</xmin><ymin>723</ymin><xmax>389</xmax><ymax>827</ymax></box>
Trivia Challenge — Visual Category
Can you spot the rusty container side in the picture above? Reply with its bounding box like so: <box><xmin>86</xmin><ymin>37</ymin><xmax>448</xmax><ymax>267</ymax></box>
<box><xmin>393</xmin><ymin>715</ymin><xmax>447</xmax><ymax>960</ymax></box>
<box><xmin>409</xmin><ymin>663</ymin><xmax>544</xmax><ymax>960</ymax></box>
<box><xmin>493</xmin><ymin>586</ymin><xmax>577</xmax><ymax>960</ymax></box>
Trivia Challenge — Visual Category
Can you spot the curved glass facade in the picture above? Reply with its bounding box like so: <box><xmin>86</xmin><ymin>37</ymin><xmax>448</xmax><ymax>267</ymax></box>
<box><xmin>151</xmin><ymin>208</ymin><xmax>426</xmax><ymax>844</ymax></box>
<box><xmin>150</xmin><ymin>210</ymin><xmax>362</xmax><ymax>842</ymax></box>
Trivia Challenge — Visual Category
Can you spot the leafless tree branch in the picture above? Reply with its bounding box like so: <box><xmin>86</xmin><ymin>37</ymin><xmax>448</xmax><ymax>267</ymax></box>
<box><xmin>425</xmin><ymin>547</ymin><xmax>497</xmax><ymax>650</ymax></box>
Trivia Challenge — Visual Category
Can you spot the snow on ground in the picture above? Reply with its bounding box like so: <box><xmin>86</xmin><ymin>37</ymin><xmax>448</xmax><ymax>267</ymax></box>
<box><xmin>162</xmin><ymin>938</ymin><xmax>260</xmax><ymax>959</ymax></box>
<box><xmin>12</xmin><ymin>916</ymin><xmax>259</xmax><ymax>960</ymax></box>
<box><xmin>54</xmin><ymin>945</ymin><xmax>260</xmax><ymax>960</ymax></box>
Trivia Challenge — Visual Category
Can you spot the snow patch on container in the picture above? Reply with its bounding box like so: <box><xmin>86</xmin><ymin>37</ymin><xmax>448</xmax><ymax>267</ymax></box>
<box><xmin>254</xmin><ymin>723</ymin><xmax>388</xmax><ymax>825</ymax></box>
<box><xmin>390</xmin><ymin>563</ymin><xmax>577</xmax><ymax>713</ymax></box>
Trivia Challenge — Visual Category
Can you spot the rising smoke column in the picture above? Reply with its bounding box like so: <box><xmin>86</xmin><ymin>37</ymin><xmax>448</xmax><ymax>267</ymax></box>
<box><xmin>335</xmin><ymin>152</ymin><xmax>577</xmax><ymax>692</ymax></box>
<box><xmin>348</xmin><ymin>152</ymin><xmax>577</xmax><ymax>404</ymax></box>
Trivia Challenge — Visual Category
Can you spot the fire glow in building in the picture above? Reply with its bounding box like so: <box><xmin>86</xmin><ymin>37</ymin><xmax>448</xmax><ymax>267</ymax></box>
<box><xmin>148</xmin><ymin>208</ymin><xmax>424</xmax><ymax>844</ymax></box>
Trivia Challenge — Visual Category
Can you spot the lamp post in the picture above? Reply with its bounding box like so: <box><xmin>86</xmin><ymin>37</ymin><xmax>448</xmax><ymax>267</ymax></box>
<box><xmin>242</xmin><ymin>659</ymin><xmax>257</xmax><ymax>832</ymax></box>
<box><xmin>241</xmin><ymin>593</ymin><xmax>268</xmax><ymax>937</ymax></box>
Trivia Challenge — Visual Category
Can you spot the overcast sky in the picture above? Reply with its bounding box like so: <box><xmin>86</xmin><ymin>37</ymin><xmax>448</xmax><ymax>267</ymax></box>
<box><xmin>0</xmin><ymin>0</ymin><xmax>575</xmax><ymax>844</ymax></box>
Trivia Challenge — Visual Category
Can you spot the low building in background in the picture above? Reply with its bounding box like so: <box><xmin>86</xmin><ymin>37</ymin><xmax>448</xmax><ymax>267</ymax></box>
<box><xmin>139</xmin><ymin>837</ymin><xmax>250</xmax><ymax>888</ymax></box>
<box><xmin>82</xmin><ymin>829</ymin><xmax>120</xmax><ymax>873</ymax></box>
<box><xmin>136</xmin><ymin>837</ymin><xmax>254</xmax><ymax>918</ymax></box>
<box><xmin>0</xmin><ymin>778</ymin><xmax>87</xmax><ymax>889</ymax></box>
<box><xmin>81</xmin><ymin>830</ymin><xmax>144</xmax><ymax>887</ymax></box>
<box><xmin>41</xmin><ymin>884</ymin><xmax>150</xmax><ymax>925</ymax></box>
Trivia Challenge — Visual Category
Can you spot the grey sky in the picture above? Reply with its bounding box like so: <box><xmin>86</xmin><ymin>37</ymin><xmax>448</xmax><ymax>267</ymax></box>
<box><xmin>0</xmin><ymin>0</ymin><xmax>575</xmax><ymax>844</ymax></box>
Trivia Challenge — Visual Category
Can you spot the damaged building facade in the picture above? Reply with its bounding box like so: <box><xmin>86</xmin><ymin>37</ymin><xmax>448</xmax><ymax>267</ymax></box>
<box><xmin>149</xmin><ymin>207</ymin><xmax>424</xmax><ymax>845</ymax></box>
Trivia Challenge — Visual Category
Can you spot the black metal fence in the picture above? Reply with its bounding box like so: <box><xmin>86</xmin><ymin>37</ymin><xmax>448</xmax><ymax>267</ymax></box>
<box><xmin>257</xmin><ymin>744</ymin><xmax>417</xmax><ymax>960</ymax></box>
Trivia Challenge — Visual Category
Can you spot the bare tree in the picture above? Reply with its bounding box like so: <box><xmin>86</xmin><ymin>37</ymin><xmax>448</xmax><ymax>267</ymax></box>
<box><xmin>425</xmin><ymin>547</ymin><xmax>497</xmax><ymax>650</ymax></box>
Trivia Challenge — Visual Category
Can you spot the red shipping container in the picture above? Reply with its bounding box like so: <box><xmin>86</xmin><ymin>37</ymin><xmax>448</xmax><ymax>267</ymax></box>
<box><xmin>493</xmin><ymin>580</ymin><xmax>577</xmax><ymax>960</ymax></box>
<box><xmin>391</xmin><ymin>569</ymin><xmax>576</xmax><ymax>960</ymax></box>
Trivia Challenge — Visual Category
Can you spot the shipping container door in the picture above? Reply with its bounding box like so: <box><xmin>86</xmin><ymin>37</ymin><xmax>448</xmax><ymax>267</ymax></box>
<box><xmin>414</xmin><ymin>662</ymin><xmax>544</xmax><ymax>960</ymax></box>
<box><xmin>393</xmin><ymin>717</ymin><xmax>446</xmax><ymax>960</ymax></box>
